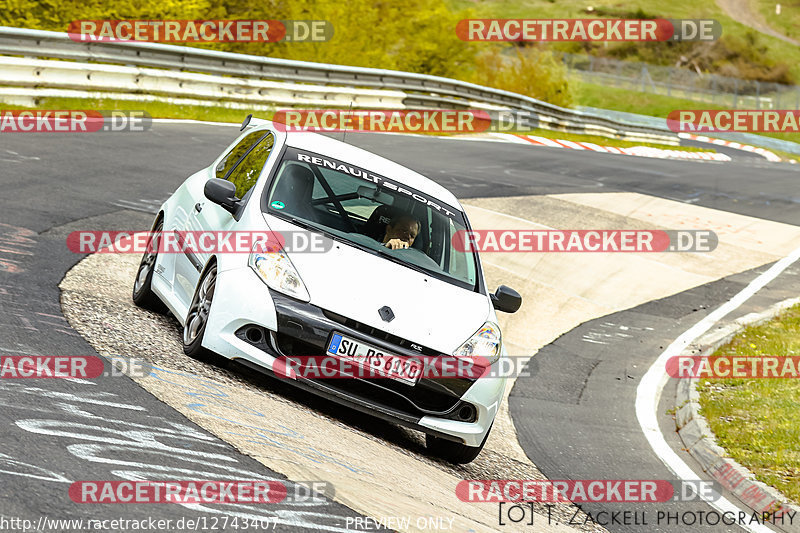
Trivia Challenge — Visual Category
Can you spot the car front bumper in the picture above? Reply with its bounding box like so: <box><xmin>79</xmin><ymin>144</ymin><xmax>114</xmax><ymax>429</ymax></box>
<box><xmin>203</xmin><ymin>265</ymin><xmax>505</xmax><ymax>446</ymax></box>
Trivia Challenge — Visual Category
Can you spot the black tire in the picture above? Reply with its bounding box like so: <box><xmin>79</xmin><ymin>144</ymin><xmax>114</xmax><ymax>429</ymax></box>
<box><xmin>426</xmin><ymin>423</ymin><xmax>492</xmax><ymax>464</ymax></box>
<box><xmin>132</xmin><ymin>219</ymin><xmax>166</xmax><ymax>312</ymax></box>
<box><xmin>182</xmin><ymin>263</ymin><xmax>218</xmax><ymax>362</ymax></box>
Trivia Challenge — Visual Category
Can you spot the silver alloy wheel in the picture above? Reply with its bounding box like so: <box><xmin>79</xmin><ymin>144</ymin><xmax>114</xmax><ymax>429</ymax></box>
<box><xmin>183</xmin><ymin>266</ymin><xmax>217</xmax><ymax>345</ymax></box>
<box><xmin>133</xmin><ymin>224</ymin><xmax>161</xmax><ymax>295</ymax></box>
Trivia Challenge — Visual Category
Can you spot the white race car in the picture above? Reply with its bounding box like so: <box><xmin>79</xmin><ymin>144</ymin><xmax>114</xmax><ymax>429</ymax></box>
<box><xmin>132</xmin><ymin>116</ymin><xmax>521</xmax><ymax>463</ymax></box>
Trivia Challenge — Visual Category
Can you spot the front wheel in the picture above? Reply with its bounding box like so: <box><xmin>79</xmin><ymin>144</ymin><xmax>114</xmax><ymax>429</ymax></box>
<box><xmin>182</xmin><ymin>263</ymin><xmax>217</xmax><ymax>361</ymax></box>
<box><xmin>426</xmin><ymin>423</ymin><xmax>492</xmax><ymax>464</ymax></box>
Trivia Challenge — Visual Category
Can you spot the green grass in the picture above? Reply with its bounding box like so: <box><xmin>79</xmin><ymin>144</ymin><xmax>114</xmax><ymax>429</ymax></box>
<box><xmin>448</xmin><ymin>0</ymin><xmax>800</xmax><ymax>82</ymax></box>
<box><xmin>574</xmin><ymin>80</ymin><xmax>800</xmax><ymax>157</ymax></box>
<box><xmin>757</xmin><ymin>0</ymin><xmax>800</xmax><ymax>42</ymax></box>
<box><xmin>574</xmin><ymin>80</ymin><xmax>731</xmax><ymax>118</ymax></box>
<box><xmin>697</xmin><ymin>303</ymin><xmax>800</xmax><ymax>505</ymax></box>
<box><xmin>3</xmin><ymin>97</ymin><xmax>262</xmax><ymax>124</ymax></box>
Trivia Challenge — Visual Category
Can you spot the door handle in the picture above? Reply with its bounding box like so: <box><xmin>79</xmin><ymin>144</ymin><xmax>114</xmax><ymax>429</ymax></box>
<box><xmin>194</xmin><ymin>202</ymin><xmax>203</xmax><ymax>213</ymax></box>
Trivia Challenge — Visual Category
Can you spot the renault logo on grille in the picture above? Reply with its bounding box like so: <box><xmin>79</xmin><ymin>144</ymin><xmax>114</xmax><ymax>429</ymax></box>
<box><xmin>378</xmin><ymin>306</ymin><xmax>395</xmax><ymax>323</ymax></box>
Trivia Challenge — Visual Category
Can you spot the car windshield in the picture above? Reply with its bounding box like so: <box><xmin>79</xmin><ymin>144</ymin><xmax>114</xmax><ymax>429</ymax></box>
<box><xmin>264</xmin><ymin>147</ymin><xmax>478</xmax><ymax>290</ymax></box>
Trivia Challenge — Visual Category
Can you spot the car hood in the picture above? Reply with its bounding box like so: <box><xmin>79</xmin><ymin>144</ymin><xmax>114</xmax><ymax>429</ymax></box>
<box><xmin>264</xmin><ymin>215</ymin><xmax>491</xmax><ymax>354</ymax></box>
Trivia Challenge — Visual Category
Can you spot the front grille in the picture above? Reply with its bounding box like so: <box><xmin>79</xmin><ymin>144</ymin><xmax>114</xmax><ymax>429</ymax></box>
<box><xmin>240</xmin><ymin>291</ymin><xmax>479</xmax><ymax>424</ymax></box>
<box><xmin>321</xmin><ymin>309</ymin><xmax>440</xmax><ymax>357</ymax></box>
<box><xmin>275</xmin><ymin>332</ymin><xmax>323</xmax><ymax>357</ymax></box>
<box><xmin>235</xmin><ymin>324</ymin><xmax>471</xmax><ymax>418</ymax></box>
<box><xmin>318</xmin><ymin>375</ymin><xmax>457</xmax><ymax>416</ymax></box>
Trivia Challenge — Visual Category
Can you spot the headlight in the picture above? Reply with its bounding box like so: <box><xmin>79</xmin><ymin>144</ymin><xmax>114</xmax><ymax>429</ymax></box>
<box><xmin>248</xmin><ymin>240</ymin><xmax>310</xmax><ymax>302</ymax></box>
<box><xmin>453</xmin><ymin>322</ymin><xmax>502</xmax><ymax>362</ymax></box>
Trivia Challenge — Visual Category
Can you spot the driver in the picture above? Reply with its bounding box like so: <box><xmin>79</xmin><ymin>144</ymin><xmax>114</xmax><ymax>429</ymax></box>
<box><xmin>381</xmin><ymin>214</ymin><xmax>420</xmax><ymax>250</ymax></box>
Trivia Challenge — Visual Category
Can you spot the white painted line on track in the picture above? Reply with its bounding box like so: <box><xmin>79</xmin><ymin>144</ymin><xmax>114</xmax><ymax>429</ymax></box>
<box><xmin>636</xmin><ymin>245</ymin><xmax>800</xmax><ymax>533</ymax></box>
<box><xmin>61</xmin><ymin>378</ymin><xmax>96</xmax><ymax>385</ymax></box>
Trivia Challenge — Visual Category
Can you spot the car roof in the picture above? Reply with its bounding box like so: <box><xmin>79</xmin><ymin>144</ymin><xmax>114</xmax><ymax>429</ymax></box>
<box><xmin>250</xmin><ymin>120</ymin><xmax>463</xmax><ymax>212</ymax></box>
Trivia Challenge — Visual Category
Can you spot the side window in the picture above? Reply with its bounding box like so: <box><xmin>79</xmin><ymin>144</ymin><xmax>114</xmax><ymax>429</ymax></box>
<box><xmin>226</xmin><ymin>133</ymin><xmax>275</xmax><ymax>199</ymax></box>
<box><xmin>215</xmin><ymin>131</ymin><xmax>267</xmax><ymax>180</ymax></box>
<box><xmin>446</xmin><ymin>218</ymin><xmax>475</xmax><ymax>283</ymax></box>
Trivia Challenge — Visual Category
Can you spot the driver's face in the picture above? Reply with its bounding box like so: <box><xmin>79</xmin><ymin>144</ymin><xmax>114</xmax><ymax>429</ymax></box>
<box><xmin>386</xmin><ymin>220</ymin><xmax>419</xmax><ymax>246</ymax></box>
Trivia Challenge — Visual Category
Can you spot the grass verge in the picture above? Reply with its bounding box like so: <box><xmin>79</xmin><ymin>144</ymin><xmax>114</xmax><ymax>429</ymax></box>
<box><xmin>448</xmin><ymin>0</ymin><xmax>800</xmax><ymax>82</ymax></box>
<box><xmin>0</xmin><ymin>97</ymin><xmax>256</xmax><ymax>124</ymax></box>
<box><xmin>697</xmin><ymin>303</ymin><xmax>800</xmax><ymax>504</ymax></box>
<box><xmin>2</xmin><ymin>96</ymin><xmax>715</xmax><ymax>153</ymax></box>
<box><xmin>575</xmin><ymin>81</ymin><xmax>731</xmax><ymax>119</ymax></box>
<box><xmin>757</xmin><ymin>0</ymin><xmax>800</xmax><ymax>43</ymax></box>
<box><xmin>14</xmin><ymin>95</ymin><xmax>800</xmax><ymax>160</ymax></box>
<box><xmin>574</xmin><ymin>80</ymin><xmax>800</xmax><ymax>159</ymax></box>
<box><xmin>575</xmin><ymin>80</ymin><xmax>800</xmax><ymax>143</ymax></box>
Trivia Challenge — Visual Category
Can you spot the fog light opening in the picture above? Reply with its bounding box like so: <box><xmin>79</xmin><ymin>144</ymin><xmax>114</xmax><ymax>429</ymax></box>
<box><xmin>458</xmin><ymin>404</ymin><xmax>476</xmax><ymax>422</ymax></box>
<box><xmin>245</xmin><ymin>327</ymin><xmax>265</xmax><ymax>344</ymax></box>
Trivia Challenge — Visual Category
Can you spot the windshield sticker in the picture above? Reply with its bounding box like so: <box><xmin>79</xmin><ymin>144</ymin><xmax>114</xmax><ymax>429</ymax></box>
<box><xmin>270</xmin><ymin>200</ymin><xmax>286</xmax><ymax>210</ymax></box>
<box><xmin>292</xmin><ymin>149</ymin><xmax>460</xmax><ymax>220</ymax></box>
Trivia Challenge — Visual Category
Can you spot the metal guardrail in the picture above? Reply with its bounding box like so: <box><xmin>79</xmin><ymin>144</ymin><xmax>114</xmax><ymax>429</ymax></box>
<box><xmin>0</xmin><ymin>26</ymin><xmax>679</xmax><ymax>144</ymax></box>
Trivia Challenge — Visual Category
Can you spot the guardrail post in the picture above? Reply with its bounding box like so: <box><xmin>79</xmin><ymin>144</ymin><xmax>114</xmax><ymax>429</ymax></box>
<box><xmin>756</xmin><ymin>81</ymin><xmax>761</xmax><ymax>110</ymax></box>
<box><xmin>667</xmin><ymin>68</ymin><xmax>672</xmax><ymax>97</ymax></box>
<box><xmin>711</xmin><ymin>76</ymin><xmax>716</xmax><ymax>105</ymax></box>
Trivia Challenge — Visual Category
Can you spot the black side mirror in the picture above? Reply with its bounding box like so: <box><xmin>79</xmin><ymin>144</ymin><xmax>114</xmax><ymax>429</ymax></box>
<box><xmin>491</xmin><ymin>285</ymin><xmax>522</xmax><ymax>313</ymax></box>
<box><xmin>204</xmin><ymin>178</ymin><xmax>239</xmax><ymax>214</ymax></box>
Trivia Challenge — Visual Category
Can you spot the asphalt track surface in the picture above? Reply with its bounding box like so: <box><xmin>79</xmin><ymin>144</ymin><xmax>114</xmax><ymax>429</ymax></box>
<box><xmin>0</xmin><ymin>127</ymin><xmax>378</xmax><ymax>531</ymax></box>
<box><xmin>1</xmin><ymin>124</ymin><xmax>798</xmax><ymax>532</ymax></box>
<box><xmin>511</xmin><ymin>263</ymin><xmax>800</xmax><ymax>533</ymax></box>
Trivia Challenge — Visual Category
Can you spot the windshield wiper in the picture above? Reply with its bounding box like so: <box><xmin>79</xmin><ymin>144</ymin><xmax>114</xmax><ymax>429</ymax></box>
<box><xmin>281</xmin><ymin>215</ymin><xmax>343</xmax><ymax>244</ymax></box>
<box><xmin>374</xmin><ymin>247</ymin><xmax>431</xmax><ymax>276</ymax></box>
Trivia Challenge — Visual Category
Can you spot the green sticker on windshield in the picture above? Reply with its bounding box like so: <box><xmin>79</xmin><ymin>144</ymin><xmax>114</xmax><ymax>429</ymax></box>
<box><xmin>270</xmin><ymin>200</ymin><xmax>285</xmax><ymax>210</ymax></box>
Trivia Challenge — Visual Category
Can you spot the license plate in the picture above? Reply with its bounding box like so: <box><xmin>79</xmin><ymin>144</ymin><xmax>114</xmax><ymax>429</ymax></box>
<box><xmin>327</xmin><ymin>333</ymin><xmax>422</xmax><ymax>385</ymax></box>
